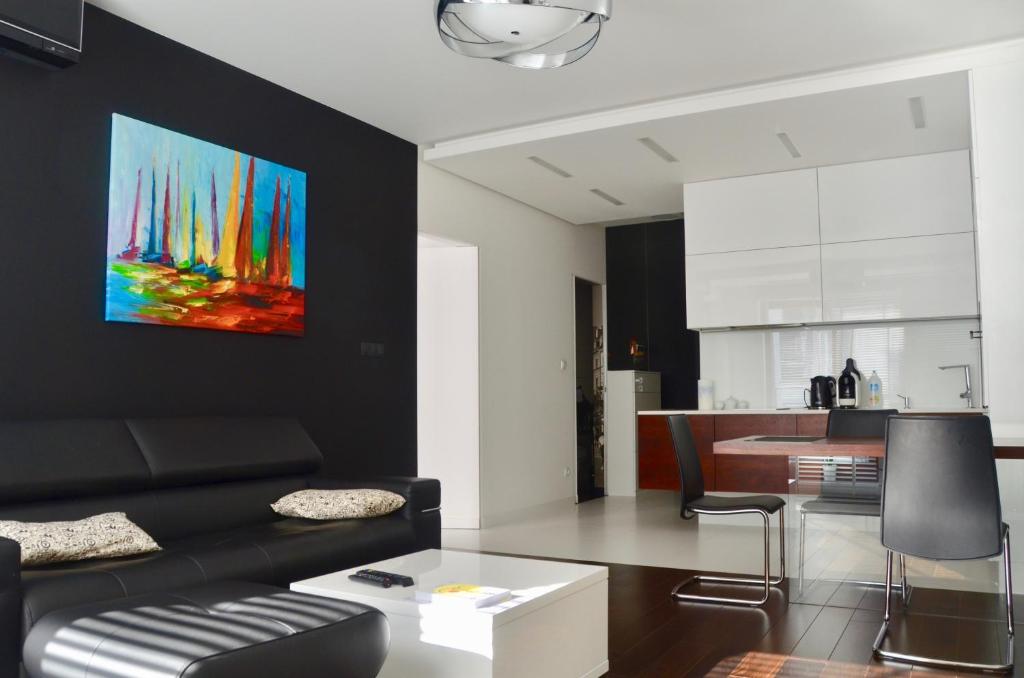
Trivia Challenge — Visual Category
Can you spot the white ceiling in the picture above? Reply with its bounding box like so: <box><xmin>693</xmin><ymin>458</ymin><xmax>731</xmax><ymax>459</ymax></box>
<box><xmin>89</xmin><ymin>0</ymin><xmax>1024</xmax><ymax>145</ymax></box>
<box><xmin>427</xmin><ymin>72</ymin><xmax>971</xmax><ymax>224</ymax></box>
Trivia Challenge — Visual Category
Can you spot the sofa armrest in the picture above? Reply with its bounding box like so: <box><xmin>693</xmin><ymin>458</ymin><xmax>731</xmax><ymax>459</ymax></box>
<box><xmin>307</xmin><ymin>476</ymin><xmax>441</xmax><ymax>514</ymax></box>
<box><xmin>0</xmin><ymin>537</ymin><xmax>21</xmax><ymax>678</ymax></box>
<box><xmin>307</xmin><ymin>476</ymin><xmax>442</xmax><ymax>550</ymax></box>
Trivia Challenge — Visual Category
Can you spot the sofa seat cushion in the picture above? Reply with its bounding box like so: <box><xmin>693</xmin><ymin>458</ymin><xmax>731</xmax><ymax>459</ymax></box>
<box><xmin>158</xmin><ymin>515</ymin><xmax>416</xmax><ymax>584</ymax></box>
<box><xmin>20</xmin><ymin>536</ymin><xmax>273</xmax><ymax>634</ymax></box>
<box><xmin>19</xmin><ymin>514</ymin><xmax>420</xmax><ymax>636</ymax></box>
<box><xmin>229</xmin><ymin>513</ymin><xmax>419</xmax><ymax>583</ymax></box>
<box><xmin>23</xmin><ymin>581</ymin><xmax>389</xmax><ymax>678</ymax></box>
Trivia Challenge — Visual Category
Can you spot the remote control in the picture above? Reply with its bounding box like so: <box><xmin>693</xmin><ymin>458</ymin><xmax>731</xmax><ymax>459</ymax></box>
<box><xmin>348</xmin><ymin>569</ymin><xmax>415</xmax><ymax>588</ymax></box>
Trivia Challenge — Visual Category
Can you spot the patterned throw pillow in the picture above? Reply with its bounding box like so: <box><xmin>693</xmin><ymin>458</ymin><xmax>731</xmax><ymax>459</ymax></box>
<box><xmin>271</xmin><ymin>489</ymin><xmax>407</xmax><ymax>520</ymax></box>
<box><xmin>0</xmin><ymin>512</ymin><xmax>161</xmax><ymax>567</ymax></box>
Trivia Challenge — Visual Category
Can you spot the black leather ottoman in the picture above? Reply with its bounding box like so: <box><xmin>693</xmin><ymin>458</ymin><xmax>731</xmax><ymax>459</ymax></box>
<box><xmin>22</xmin><ymin>581</ymin><xmax>389</xmax><ymax>678</ymax></box>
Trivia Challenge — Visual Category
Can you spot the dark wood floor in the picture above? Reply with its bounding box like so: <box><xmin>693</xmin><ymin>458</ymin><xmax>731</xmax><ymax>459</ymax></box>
<box><xmin>601</xmin><ymin>561</ymin><xmax>1020</xmax><ymax>677</ymax></box>
<box><xmin>462</xmin><ymin>550</ymin><xmax>1019</xmax><ymax>677</ymax></box>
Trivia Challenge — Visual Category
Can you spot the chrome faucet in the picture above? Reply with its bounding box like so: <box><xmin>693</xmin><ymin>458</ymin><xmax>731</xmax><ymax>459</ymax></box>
<box><xmin>896</xmin><ymin>393</ymin><xmax>911</xmax><ymax>409</ymax></box>
<box><xmin>938</xmin><ymin>364</ymin><xmax>972</xmax><ymax>408</ymax></box>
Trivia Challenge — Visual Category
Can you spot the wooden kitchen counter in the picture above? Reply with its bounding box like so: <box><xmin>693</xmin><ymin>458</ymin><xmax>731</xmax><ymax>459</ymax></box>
<box><xmin>714</xmin><ymin>435</ymin><xmax>884</xmax><ymax>457</ymax></box>
<box><xmin>637</xmin><ymin>410</ymin><xmax>1013</xmax><ymax>494</ymax></box>
<box><xmin>638</xmin><ymin>412</ymin><xmax>806</xmax><ymax>494</ymax></box>
<box><xmin>716</xmin><ymin>434</ymin><xmax>1024</xmax><ymax>459</ymax></box>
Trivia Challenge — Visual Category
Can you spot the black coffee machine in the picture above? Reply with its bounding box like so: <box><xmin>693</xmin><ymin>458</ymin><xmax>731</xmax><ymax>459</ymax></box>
<box><xmin>837</xmin><ymin>358</ymin><xmax>863</xmax><ymax>409</ymax></box>
<box><xmin>804</xmin><ymin>376</ymin><xmax>837</xmax><ymax>409</ymax></box>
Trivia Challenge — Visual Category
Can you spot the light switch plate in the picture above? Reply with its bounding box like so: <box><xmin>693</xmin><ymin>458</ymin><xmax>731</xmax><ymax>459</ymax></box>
<box><xmin>360</xmin><ymin>341</ymin><xmax>385</xmax><ymax>357</ymax></box>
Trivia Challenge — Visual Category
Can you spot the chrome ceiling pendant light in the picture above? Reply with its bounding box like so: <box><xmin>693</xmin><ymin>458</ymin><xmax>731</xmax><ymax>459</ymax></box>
<box><xmin>437</xmin><ymin>0</ymin><xmax>612</xmax><ymax>69</ymax></box>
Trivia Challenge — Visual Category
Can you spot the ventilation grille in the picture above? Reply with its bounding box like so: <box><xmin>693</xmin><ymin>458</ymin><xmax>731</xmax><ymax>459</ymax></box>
<box><xmin>776</xmin><ymin>132</ymin><xmax>802</xmax><ymax>159</ymax></box>
<box><xmin>527</xmin><ymin>155</ymin><xmax>572</xmax><ymax>178</ymax></box>
<box><xmin>638</xmin><ymin>137</ymin><xmax>679</xmax><ymax>163</ymax></box>
<box><xmin>590</xmin><ymin>188</ymin><xmax>624</xmax><ymax>206</ymax></box>
<box><xmin>793</xmin><ymin>456</ymin><xmax>882</xmax><ymax>499</ymax></box>
<box><xmin>908</xmin><ymin>97</ymin><xmax>927</xmax><ymax>129</ymax></box>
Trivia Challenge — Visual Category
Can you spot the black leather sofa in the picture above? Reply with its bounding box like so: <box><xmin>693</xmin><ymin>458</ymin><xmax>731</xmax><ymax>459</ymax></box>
<box><xmin>0</xmin><ymin>417</ymin><xmax>441</xmax><ymax>677</ymax></box>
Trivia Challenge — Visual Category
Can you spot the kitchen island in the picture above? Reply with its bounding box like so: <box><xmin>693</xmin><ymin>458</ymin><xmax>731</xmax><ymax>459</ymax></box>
<box><xmin>634</xmin><ymin>408</ymin><xmax>1005</xmax><ymax>494</ymax></box>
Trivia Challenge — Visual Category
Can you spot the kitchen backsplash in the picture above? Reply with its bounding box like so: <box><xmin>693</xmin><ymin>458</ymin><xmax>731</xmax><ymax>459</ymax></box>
<box><xmin>699</xmin><ymin>319</ymin><xmax>982</xmax><ymax>409</ymax></box>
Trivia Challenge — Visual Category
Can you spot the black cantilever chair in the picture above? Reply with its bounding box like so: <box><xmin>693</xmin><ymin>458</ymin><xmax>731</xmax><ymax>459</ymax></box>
<box><xmin>668</xmin><ymin>414</ymin><xmax>786</xmax><ymax>607</ymax></box>
<box><xmin>873</xmin><ymin>415</ymin><xmax>1014</xmax><ymax>673</ymax></box>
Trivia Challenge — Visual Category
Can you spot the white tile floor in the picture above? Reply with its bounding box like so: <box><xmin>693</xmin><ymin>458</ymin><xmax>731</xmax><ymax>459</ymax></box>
<box><xmin>442</xmin><ymin>490</ymin><xmax>1019</xmax><ymax>594</ymax></box>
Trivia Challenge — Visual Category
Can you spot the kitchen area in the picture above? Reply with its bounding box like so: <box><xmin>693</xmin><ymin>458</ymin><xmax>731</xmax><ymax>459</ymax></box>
<box><xmin>602</xmin><ymin>70</ymin><xmax>1024</xmax><ymax>590</ymax></box>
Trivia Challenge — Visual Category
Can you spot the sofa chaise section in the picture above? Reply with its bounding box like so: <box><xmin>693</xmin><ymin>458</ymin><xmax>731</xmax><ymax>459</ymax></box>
<box><xmin>0</xmin><ymin>417</ymin><xmax>440</xmax><ymax>677</ymax></box>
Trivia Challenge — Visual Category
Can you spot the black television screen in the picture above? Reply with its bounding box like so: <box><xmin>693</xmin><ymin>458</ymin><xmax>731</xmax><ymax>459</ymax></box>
<box><xmin>0</xmin><ymin>0</ymin><xmax>82</xmax><ymax>49</ymax></box>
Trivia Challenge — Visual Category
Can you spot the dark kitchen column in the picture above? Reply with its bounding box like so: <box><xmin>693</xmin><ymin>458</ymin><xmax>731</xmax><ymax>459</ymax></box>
<box><xmin>605</xmin><ymin>219</ymin><xmax>699</xmax><ymax>408</ymax></box>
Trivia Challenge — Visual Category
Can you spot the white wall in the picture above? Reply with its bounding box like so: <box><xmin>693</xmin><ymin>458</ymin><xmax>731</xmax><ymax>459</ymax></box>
<box><xmin>418</xmin><ymin>238</ymin><xmax>480</xmax><ymax>529</ymax></box>
<box><xmin>418</xmin><ymin>160</ymin><xmax>606</xmax><ymax>526</ymax></box>
<box><xmin>970</xmin><ymin>58</ymin><xmax>1024</xmax><ymax>530</ymax></box>
<box><xmin>971</xmin><ymin>58</ymin><xmax>1024</xmax><ymax>439</ymax></box>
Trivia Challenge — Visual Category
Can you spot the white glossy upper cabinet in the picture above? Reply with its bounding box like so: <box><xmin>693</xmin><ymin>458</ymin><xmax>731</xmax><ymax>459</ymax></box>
<box><xmin>686</xmin><ymin>246</ymin><xmax>823</xmax><ymax>328</ymax></box>
<box><xmin>818</xmin><ymin>150</ymin><xmax>974</xmax><ymax>243</ymax></box>
<box><xmin>821</xmin><ymin>232</ymin><xmax>978</xmax><ymax>322</ymax></box>
<box><xmin>684</xmin><ymin>169</ymin><xmax>819</xmax><ymax>254</ymax></box>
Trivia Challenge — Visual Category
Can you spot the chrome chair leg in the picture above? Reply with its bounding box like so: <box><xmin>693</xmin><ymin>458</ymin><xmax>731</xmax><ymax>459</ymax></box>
<box><xmin>873</xmin><ymin>530</ymin><xmax>1014</xmax><ymax>673</ymax></box>
<box><xmin>799</xmin><ymin>510</ymin><xmax>806</xmax><ymax>595</ymax></box>
<box><xmin>1005</xmin><ymin>528</ymin><xmax>1015</xmax><ymax>640</ymax></box>
<box><xmin>779</xmin><ymin>507</ymin><xmax>786</xmax><ymax>583</ymax></box>
<box><xmin>883</xmin><ymin>549</ymin><xmax>894</xmax><ymax>623</ymax></box>
<box><xmin>672</xmin><ymin>508</ymin><xmax>785</xmax><ymax>607</ymax></box>
<box><xmin>898</xmin><ymin>553</ymin><xmax>912</xmax><ymax>606</ymax></box>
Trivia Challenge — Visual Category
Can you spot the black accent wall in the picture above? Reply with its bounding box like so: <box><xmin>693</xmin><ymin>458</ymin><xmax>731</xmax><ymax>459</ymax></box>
<box><xmin>0</xmin><ymin>6</ymin><xmax>418</xmax><ymax>477</ymax></box>
<box><xmin>606</xmin><ymin>219</ymin><xmax>700</xmax><ymax>409</ymax></box>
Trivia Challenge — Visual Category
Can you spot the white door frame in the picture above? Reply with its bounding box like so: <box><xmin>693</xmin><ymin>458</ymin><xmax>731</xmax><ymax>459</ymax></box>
<box><xmin>417</xmin><ymin>234</ymin><xmax>481</xmax><ymax>528</ymax></box>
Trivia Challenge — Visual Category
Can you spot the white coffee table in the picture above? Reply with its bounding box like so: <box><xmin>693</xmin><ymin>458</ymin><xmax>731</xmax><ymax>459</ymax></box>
<box><xmin>291</xmin><ymin>549</ymin><xmax>609</xmax><ymax>678</ymax></box>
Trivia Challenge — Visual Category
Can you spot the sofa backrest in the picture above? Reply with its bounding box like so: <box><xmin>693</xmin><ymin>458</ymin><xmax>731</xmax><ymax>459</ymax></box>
<box><xmin>0</xmin><ymin>419</ymin><xmax>150</xmax><ymax>504</ymax></box>
<box><xmin>0</xmin><ymin>417</ymin><xmax>323</xmax><ymax>538</ymax></box>
<box><xmin>0</xmin><ymin>476</ymin><xmax>311</xmax><ymax>541</ymax></box>
<box><xmin>125</xmin><ymin>417</ymin><xmax>322</xmax><ymax>489</ymax></box>
<box><xmin>143</xmin><ymin>476</ymin><xmax>310</xmax><ymax>540</ymax></box>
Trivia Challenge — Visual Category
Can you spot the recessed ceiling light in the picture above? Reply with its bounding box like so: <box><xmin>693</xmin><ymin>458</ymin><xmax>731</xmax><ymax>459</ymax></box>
<box><xmin>776</xmin><ymin>132</ymin><xmax>802</xmax><ymax>159</ymax></box>
<box><xmin>590</xmin><ymin>189</ymin><xmax>624</xmax><ymax>206</ymax></box>
<box><xmin>527</xmin><ymin>156</ymin><xmax>572</xmax><ymax>178</ymax></box>
<box><xmin>637</xmin><ymin>137</ymin><xmax>679</xmax><ymax>163</ymax></box>
<box><xmin>908</xmin><ymin>96</ymin><xmax>927</xmax><ymax>129</ymax></box>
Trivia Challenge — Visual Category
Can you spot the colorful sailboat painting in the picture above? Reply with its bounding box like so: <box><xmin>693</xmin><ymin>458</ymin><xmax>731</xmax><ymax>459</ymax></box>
<box><xmin>105</xmin><ymin>114</ymin><xmax>307</xmax><ymax>336</ymax></box>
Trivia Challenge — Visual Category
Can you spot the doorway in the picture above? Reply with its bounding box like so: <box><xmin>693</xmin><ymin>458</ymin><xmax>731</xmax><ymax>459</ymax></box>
<box><xmin>417</xmin><ymin>233</ymin><xmax>480</xmax><ymax>528</ymax></box>
<box><xmin>574</xmin><ymin>276</ymin><xmax>606</xmax><ymax>503</ymax></box>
